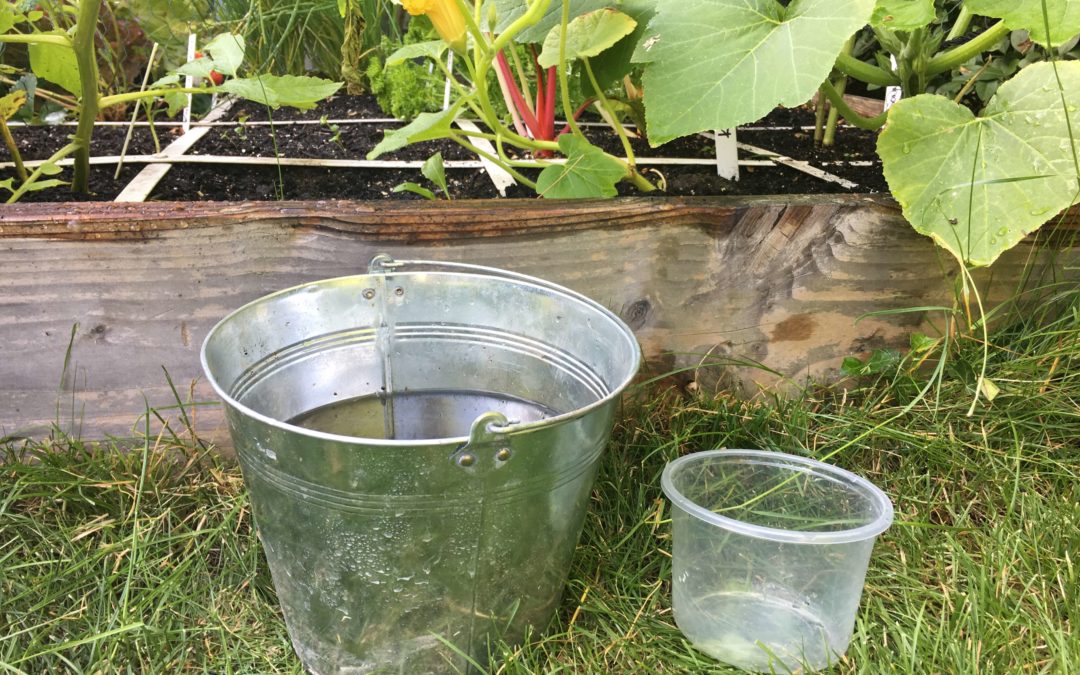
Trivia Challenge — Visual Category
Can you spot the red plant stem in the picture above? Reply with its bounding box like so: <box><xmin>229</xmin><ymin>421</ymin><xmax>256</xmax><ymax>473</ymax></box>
<box><xmin>495</xmin><ymin>50</ymin><xmax>542</xmax><ymax>138</ymax></box>
<box><xmin>544</xmin><ymin>66</ymin><xmax>557</xmax><ymax>140</ymax></box>
<box><xmin>529</xmin><ymin>46</ymin><xmax>546</xmax><ymax>132</ymax></box>
<box><xmin>534</xmin><ymin>70</ymin><xmax>544</xmax><ymax>128</ymax></box>
<box><xmin>533</xmin><ymin>69</ymin><xmax>544</xmax><ymax>137</ymax></box>
<box><xmin>556</xmin><ymin>99</ymin><xmax>596</xmax><ymax>138</ymax></box>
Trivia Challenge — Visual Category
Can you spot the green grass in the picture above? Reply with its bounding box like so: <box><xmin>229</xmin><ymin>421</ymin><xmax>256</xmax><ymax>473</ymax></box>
<box><xmin>3</xmin><ymin>291</ymin><xmax>1079</xmax><ymax>673</ymax></box>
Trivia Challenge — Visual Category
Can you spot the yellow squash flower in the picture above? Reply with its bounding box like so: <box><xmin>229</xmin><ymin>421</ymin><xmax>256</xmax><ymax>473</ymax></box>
<box><xmin>395</xmin><ymin>0</ymin><xmax>467</xmax><ymax>54</ymax></box>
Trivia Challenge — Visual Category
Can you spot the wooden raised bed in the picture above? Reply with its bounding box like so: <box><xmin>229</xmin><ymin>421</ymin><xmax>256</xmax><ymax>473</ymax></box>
<box><xmin>2</xmin><ymin>195</ymin><xmax>1076</xmax><ymax>444</ymax></box>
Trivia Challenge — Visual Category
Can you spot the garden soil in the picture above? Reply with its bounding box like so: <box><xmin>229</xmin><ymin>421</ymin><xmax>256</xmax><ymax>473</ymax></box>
<box><xmin>2</xmin><ymin>95</ymin><xmax>889</xmax><ymax>203</ymax></box>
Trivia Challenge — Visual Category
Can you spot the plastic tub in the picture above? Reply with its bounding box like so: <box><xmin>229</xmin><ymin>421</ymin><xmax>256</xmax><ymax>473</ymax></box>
<box><xmin>661</xmin><ymin>449</ymin><xmax>893</xmax><ymax>672</ymax></box>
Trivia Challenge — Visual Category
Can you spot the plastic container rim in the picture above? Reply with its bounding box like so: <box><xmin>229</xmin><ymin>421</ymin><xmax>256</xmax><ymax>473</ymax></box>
<box><xmin>201</xmin><ymin>268</ymin><xmax>642</xmax><ymax>448</ymax></box>
<box><xmin>661</xmin><ymin>449</ymin><xmax>894</xmax><ymax>545</ymax></box>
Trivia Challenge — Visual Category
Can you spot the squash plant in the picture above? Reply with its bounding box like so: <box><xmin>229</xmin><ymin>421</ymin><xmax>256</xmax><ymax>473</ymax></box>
<box><xmin>375</xmin><ymin>0</ymin><xmax>1079</xmax><ymax>271</ymax></box>
<box><xmin>0</xmin><ymin>0</ymin><xmax>342</xmax><ymax>202</ymax></box>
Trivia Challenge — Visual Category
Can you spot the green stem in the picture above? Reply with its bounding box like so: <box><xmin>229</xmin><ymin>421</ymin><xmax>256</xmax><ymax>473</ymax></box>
<box><xmin>824</xmin><ymin>38</ymin><xmax>854</xmax><ymax>146</ymax></box>
<box><xmin>508</xmin><ymin>44</ymin><xmax>534</xmax><ymax>111</ymax></box>
<box><xmin>627</xmin><ymin>167</ymin><xmax>656</xmax><ymax>193</ymax></box>
<box><xmin>823</xmin><ymin>81</ymin><xmax>846</xmax><ymax>146</ymax></box>
<box><xmin>834</xmin><ymin>52</ymin><xmax>899</xmax><ymax>87</ymax></box>
<box><xmin>0</xmin><ymin>33</ymin><xmax>71</xmax><ymax>47</ymax></box>
<box><xmin>558</xmin><ymin>0</ymin><xmax>584</xmax><ymax>139</ymax></box>
<box><xmin>491</xmin><ymin>0</ymin><xmax>553</xmax><ymax>56</ymax></box>
<box><xmin>0</xmin><ymin>119</ymin><xmax>28</xmax><ymax>182</ymax></box>
<box><xmin>819</xmin><ymin>80</ymin><xmax>888</xmax><ymax>131</ymax></box>
<box><xmin>960</xmin><ymin>264</ymin><xmax>990</xmax><ymax>416</ymax></box>
<box><xmin>495</xmin><ymin>134</ymin><xmax>552</xmax><ymax>169</ymax></box>
<box><xmin>583</xmin><ymin>58</ymin><xmax>635</xmax><ymax>165</ymax></box>
<box><xmin>98</xmin><ymin>87</ymin><xmax>217</xmax><ymax>110</ymax></box>
<box><xmin>70</xmin><ymin>0</ymin><xmax>102</xmax><ymax>195</ymax></box>
<box><xmin>433</xmin><ymin>57</ymin><xmax>484</xmax><ymax>117</ymax></box>
<box><xmin>453</xmin><ymin>0</ymin><xmax>490</xmax><ymax>55</ymax></box>
<box><xmin>946</xmin><ymin>6</ymin><xmax>974</xmax><ymax>42</ymax></box>
<box><xmin>814</xmin><ymin>85</ymin><xmax>828</xmax><ymax>144</ymax></box>
<box><xmin>6</xmin><ymin>141</ymin><xmax>80</xmax><ymax>203</ymax></box>
<box><xmin>451</xmin><ymin>133</ymin><xmax>538</xmax><ymax>189</ymax></box>
<box><xmin>455</xmin><ymin>128</ymin><xmax>498</xmax><ymax>141</ymax></box>
<box><xmin>927</xmin><ymin>21</ymin><xmax>1010</xmax><ymax>77</ymax></box>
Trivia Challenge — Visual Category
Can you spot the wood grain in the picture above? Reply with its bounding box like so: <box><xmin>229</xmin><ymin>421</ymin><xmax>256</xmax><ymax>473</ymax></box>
<box><xmin>2</xmin><ymin>196</ymin><xmax>1077</xmax><ymax>444</ymax></box>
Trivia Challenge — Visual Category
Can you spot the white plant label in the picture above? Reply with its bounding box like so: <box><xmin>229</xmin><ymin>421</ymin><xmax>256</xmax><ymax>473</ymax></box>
<box><xmin>883</xmin><ymin>55</ymin><xmax>903</xmax><ymax>111</ymax></box>
<box><xmin>714</xmin><ymin>128</ymin><xmax>739</xmax><ymax>181</ymax></box>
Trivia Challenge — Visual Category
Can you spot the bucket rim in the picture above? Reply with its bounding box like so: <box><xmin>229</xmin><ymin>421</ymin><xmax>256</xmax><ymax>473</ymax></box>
<box><xmin>201</xmin><ymin>267</ymin><xmax>642</xmax><ymax>447</ymax></box>
<box><xmin>661</xmin><ymin>449</ymin><xmax>894</xmax><ymax>545</ymax></box>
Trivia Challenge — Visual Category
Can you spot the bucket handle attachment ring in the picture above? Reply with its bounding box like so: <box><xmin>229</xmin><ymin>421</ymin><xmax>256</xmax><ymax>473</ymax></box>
<box><xmin>453</xmin><ymin>411</ymin><xmax>519</xmax><ymax>471</ymax></box>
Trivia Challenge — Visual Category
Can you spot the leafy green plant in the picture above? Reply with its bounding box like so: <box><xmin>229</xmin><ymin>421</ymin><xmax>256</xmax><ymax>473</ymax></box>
<box><xmin>393</xmin><ymin>150</ymin><xmax>453</xmax><ymax>198</ymax></box>
<box><xmin>368</xmin><ymin>0</ymin><xmax>660</xmax><ymax>197</ymax></box>
<box><xmin>0</xmin><ymin>3</ymin><xmax>342</xmax><ymax>201</ymax></box>
<box><xmin>373</xmin><ymin>1</ymin><xmax>1078</xmax><ymax>270</ymax></box>
<box><xmin>367</xmin><ymin>13</ymin><xmax>457</xmax><ymax>117</ymax></box>
<box><xmin>320</xmin><ymin>113</ymin><xmax>346</xmax><ymax>150</ymax></box>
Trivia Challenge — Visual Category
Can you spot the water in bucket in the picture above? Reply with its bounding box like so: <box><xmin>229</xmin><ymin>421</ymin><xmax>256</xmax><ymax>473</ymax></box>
<box><xmin>289</xmin><ymin>390</ymin><xmax>560</xmax><ymax>439</ymax></box>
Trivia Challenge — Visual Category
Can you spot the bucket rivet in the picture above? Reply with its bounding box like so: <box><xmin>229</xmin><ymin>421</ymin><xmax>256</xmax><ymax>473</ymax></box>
<box><xmin>457</xmin><ymin>453</ymin><xmax>476</xmax><ymax>467</ymax></box>
<box><xmin>394</xmin><ymin>287</ymin><xmax>405</xmax><ymax>296</ymax></box>
<box><xmin>495</xmin><ymin>447</ymin><xmax>512</xmax><ymax>461</ymax></box>
<box><xmin>362</xmin><ymin>288</ymin><xmax>376</xmax><ymax>300</ymax></box>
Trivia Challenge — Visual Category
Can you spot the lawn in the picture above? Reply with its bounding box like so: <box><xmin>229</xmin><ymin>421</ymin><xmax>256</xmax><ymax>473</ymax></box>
<box><xmin>2</xmin><ymin>287</ymin><xmax>1078</xmax><ymax>673</ymax></box>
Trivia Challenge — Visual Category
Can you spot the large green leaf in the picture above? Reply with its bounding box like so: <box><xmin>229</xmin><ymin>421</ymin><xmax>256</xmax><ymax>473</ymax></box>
<box><xmin>219</xmin><ymin>75</ymin><xmax>342</xmax><ymax>110</ymax></box>
<box><xmin>878</xmin><ymin>61</ymin><xmax>1080</xmax><ymax>267</ymax></box>
<box><xmin>493</xmin><ymin>0</ymin><xmax>614</xmax><ymax>43</ymax></box>
<box><xmin>28</xmin><ymin>32</ymin><xmax>80</xmax><ymax>96</ymax></box>
<box><xmin>636</xmin><ymin>0</ymin><xmax>876</xmax><ymax>145</ymax></box>
<box><xmin>870</xmin><ymin>0</ymin><xmax>935</xmax><ymax>31</ymax></box>
<box><xmin>367</xmin><ymin>103</ymin><xmax>463</xmax><ymax>159</ymax></box>
<box><xmin>536</xmin><ymin>134</ymin><xmax>626</xmax><ymax>198</ymax></box>
<box><xmin>966</xmin><ymin>0</ymin><xmax>1080</xmax><ymax>48</ymax></box>
<box><xmin>538</xmin><ymin>9</ymin><xmax>637</xmax><ymax>67</ymax></box>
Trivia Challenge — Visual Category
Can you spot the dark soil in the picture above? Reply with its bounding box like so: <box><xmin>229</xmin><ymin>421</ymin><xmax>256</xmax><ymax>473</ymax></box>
<box><xmin>1</xmin><ymin>95</ymin><xmax>888</xmax><ymax>202</ymax></box>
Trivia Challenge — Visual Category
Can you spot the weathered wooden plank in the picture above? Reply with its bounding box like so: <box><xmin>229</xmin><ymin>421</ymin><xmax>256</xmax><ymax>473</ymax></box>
<box><xmin>1</xmin><ymin>196</ymin><xmax>1076</xmax><ymax>443</ymax></box>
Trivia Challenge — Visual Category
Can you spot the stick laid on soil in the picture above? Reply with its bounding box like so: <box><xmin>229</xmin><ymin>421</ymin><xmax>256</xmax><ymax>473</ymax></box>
<box><xmin>114</xmin><ymin>99</ymin><xmax>235</xmax><ymax>203</ymax></box>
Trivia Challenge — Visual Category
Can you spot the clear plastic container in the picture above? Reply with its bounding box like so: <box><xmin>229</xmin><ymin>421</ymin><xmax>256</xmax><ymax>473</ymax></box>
<box><xmin>661</xmin><ymin>450</ymin><xmax>893</xmax><ymax>672</ymax></box>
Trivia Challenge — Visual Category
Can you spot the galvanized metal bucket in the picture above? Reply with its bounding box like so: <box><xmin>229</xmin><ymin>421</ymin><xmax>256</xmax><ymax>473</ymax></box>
<box><xmin>201</xmin><ymin>256</ymin><xmax>641</xmax><ymax>674</ymax></box>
